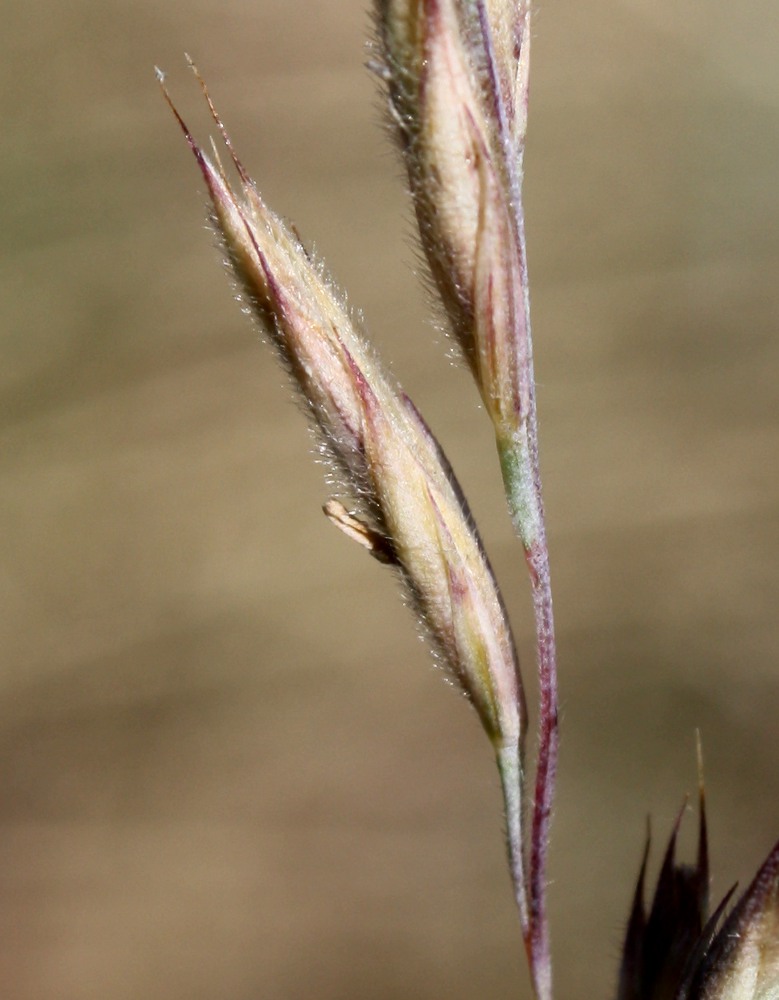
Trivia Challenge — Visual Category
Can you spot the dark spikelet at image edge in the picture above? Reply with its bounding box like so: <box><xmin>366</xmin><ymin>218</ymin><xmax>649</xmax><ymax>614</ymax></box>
<box><xmin>617</xmin><ymin>792</ymin><xmax>779</xmax><ymax>1000</ymax></box>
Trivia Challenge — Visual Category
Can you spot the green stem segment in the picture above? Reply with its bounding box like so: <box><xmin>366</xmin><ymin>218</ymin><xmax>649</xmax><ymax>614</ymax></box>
<box><xmin>498</xmin><ymin>739</ymin><xmax>529</xmax><ymax>940</ymax></box>
<box><xmin>499</xmin><ymin>417</ymin><xmax>559</xmax><ymax>1000</ymax></box>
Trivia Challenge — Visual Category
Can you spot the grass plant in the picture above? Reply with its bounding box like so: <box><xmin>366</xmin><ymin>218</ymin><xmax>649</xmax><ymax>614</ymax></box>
<box><xmin>161</xmin><ymin>4</ymin><xmax>779</xmax><ymax>997</ymax></box>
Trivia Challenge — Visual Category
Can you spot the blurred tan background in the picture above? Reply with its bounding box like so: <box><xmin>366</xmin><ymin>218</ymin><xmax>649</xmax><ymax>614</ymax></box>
<box><xmin>2</xmin><ymin>1</ymin><xmax>778</xmax><ymax>998</ymax></box>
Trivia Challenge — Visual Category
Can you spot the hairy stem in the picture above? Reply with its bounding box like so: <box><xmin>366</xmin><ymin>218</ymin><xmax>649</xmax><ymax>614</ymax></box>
<box><xmin>496</xmin><ymin>215</ymin><xmax>558</xmax><ymax>1000</ymax></box>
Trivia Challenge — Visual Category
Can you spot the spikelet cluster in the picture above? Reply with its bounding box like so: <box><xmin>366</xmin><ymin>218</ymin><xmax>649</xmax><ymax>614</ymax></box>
<box><xmin>376</xmin><ymin>0</ymin><xmax>532</xmax><ymax>442</ymax></box>
<box><xmin>162</xmin><ymin>76</ymin><xmax>526</xmax><ymax>755</ymax></box>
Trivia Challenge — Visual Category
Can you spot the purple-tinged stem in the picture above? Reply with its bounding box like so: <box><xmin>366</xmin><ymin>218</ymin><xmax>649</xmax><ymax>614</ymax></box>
<box><xmin>477</xmin><ymin>5</ymin><xmax>559</xmax><ymax>998</ymax></box>
<box><xmin>527</xmin><ymin>522</ymin><xmax>558</xmax><ymax>1000</ymax></box>
<box><xmin>499</xmin><ymin>406</ymin><xmax>558</xmax><ymax>1000</ymax></box>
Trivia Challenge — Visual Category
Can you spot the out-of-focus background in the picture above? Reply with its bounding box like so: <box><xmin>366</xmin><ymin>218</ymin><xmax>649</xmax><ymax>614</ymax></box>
<box><xmin>2</xmin><ymin>1</ymin><xmax>778</xmax><ymax>997</ymax></box>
